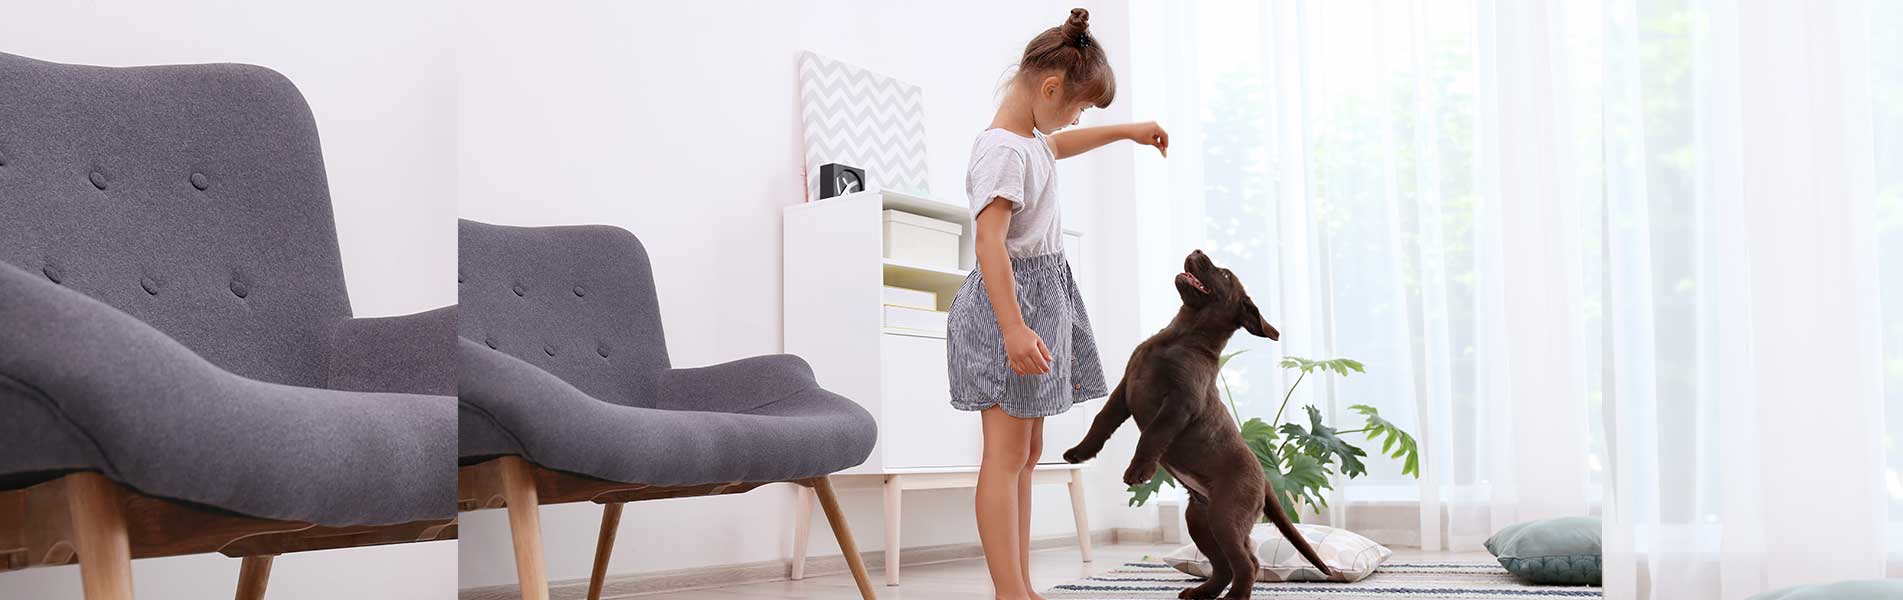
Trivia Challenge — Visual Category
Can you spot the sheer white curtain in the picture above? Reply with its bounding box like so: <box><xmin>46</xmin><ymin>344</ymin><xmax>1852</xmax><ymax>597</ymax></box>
<box><xmin>1601</xmin><ymin>0</ymin><xmax>1892</xmax><ymax>597</ymax></box>
<box><xmin>1134</xmin><ymin>0</ymin><xmax>1899</xmax><ymax>596</ymax></box>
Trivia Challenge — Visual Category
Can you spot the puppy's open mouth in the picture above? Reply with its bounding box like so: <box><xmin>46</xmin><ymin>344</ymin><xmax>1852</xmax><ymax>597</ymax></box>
<box><xmin>1177</xmin><ymin>271</ymin><xmax>1208</xmax><ymax>294</ymax></box>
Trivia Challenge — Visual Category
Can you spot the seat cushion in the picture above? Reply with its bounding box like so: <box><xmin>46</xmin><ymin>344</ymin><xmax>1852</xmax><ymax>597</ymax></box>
<box><xmin>1485</xmin><ymin>516</ymin><xmax>1602</xmax><ymax>585</ymax></box>
<box><xmin>1748</xmin><ymin>580</ymin><xmax>1903</xmax><ymax>600</ymax></box>
<box><xmin>0</xmin><ymin>262</ymin><xmax>454</xmax><ymax>526</ymax></box>
<box><xmin>458</xmin><ymin>338</ymin><xmax>876</xmax><ymax>485</ymax></box>
<box><xmin>1161</xmin><ymin>523</ymin><xmax>1393</xmax><ymax>583</ymax></box>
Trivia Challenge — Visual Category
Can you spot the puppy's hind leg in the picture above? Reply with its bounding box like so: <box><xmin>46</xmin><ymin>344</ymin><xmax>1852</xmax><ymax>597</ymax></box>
<box><xmin>1177</xmin><ymin>495</ymin><xmax>1231</xmax><ymax>600</ymax></box>
<box><xmin>1210</xmin><ymin>491</ymin><xmax>1261</xmax><ymax>600</ymax></box>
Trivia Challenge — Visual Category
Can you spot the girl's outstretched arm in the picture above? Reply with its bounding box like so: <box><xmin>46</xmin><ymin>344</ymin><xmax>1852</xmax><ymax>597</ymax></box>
<box><xmin>1050</xmin><ymin>121</ymin><xmax>1169</xmax><ymax>159</ymax></box>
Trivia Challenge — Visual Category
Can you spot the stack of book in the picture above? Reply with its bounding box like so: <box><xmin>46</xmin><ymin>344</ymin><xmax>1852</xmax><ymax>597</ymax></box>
<box><xmin>882</xmin><ymin>285</ymin><xmax>948</xmax><ymax>338</ymax></box>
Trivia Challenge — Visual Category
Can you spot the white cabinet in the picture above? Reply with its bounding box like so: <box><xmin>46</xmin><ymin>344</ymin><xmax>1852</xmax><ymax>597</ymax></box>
<box><xmin>878</xmin><ymin>332</ymin><xmax>979</xmax><ymax>469</ymax></box>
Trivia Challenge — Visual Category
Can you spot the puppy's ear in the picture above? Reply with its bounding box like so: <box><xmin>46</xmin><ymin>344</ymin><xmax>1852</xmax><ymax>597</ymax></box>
<box><xmin>1240</xmin><ymin>297</ymin><xmax>1280</xmax><ymax>340</ymax></box>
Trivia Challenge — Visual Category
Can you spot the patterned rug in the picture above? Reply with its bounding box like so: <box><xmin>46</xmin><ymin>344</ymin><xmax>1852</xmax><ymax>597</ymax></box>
<box><xmin>1045</xmin><ymin>560</ymin><xmax>1603</xmax><ymax>599</ymax></box>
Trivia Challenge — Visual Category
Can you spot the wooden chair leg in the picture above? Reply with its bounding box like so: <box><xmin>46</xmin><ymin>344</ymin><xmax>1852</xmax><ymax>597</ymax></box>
<box><xmin>67</xmin><ymin>472</ymin><xmax>133</xmax><ymax>600</ymax></box>
<box><xmin>586</xmin><ymin>503</ymin><xmax>624</xmax><ymax>600</ymax></box>
<box><xmin>234</xmin><ymin>555</ymin><xmax>274</xmax><ymax>600</ymax></box>
<box><xmin>810</xmin><ymin>476</ymin><xmax>876</xmax><ymax>600</ymax></box>
<box><xmin>881</xmin><ymin>476</ymin><xmax>901</xmax><ymax>586</ymax></box>
<box><xmin>499</xmin><ymin>456</ymin><xmax>550</xmax><ymax>600</ymax></box>
<box><xmin>790</xmin><ymin>485</ymin><xmax>813</xmax><ymax>580</ymax></box>
<box><xmin>1067</xmin><ymin>469</ymin><xmax>1093</xmax><ymax>562</ymax></box>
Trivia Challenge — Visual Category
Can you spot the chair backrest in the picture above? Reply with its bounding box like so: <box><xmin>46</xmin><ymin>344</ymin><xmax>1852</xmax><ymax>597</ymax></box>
<box><xmin>0</xmin><ymin>52</ymin><xmax>350</xmax><ymax>388</ymax></box>
<box><xmin>458</xmin><ymin>220</ymin><xmax>672</xmax><ymax>407</ymax></box>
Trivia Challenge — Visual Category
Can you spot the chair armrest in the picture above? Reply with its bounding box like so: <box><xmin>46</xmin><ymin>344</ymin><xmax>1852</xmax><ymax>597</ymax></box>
<box><xmin>324</xmin><ymin>307</ymin><xmax>456</xmax><ymax>395</ymax></box>
<box><xmin>651</xmin><ymin>354</ymin><xmax>823</xmax><ymax>414</ymax></box>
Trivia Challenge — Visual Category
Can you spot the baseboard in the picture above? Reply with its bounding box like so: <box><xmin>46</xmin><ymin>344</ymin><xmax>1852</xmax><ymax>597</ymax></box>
<box><xmin>459</xmin><ymin>529</ymin><xmax>1128</xmax><ymax>600</ymax></box>
<box><xmin>1114</xmin><ymin>526</ymin><xmax>1165</xmax><ymax>544</ymax></box>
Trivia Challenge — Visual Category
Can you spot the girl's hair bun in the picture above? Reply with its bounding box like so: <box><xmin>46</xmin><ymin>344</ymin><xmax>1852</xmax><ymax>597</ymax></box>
<box><xmin>1062</xmin><ymin>8</ymin><xmax>1091</xmax><ymax>47</ymax></box>
<box><xmin>1015</xmin><ymin>7</ymin><xmax>1115</xmax><ymax>108</ymax></box>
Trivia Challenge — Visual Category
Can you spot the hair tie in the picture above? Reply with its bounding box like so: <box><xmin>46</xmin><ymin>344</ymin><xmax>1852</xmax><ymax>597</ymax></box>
<box><xmin>1075</xmin><ymin>34</ymin><xmax>1090</xmax><ymax>48</ymax></box>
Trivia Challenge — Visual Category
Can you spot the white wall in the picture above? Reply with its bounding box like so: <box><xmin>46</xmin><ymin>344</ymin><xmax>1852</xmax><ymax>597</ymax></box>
<box><xmin>0</xmin><ymin>1</ymin><xmax>457</xmax><ymax>599</ymax></box>
<box><xmin>456</xmin><ymin>0</ymin><xmax>1159</xmax><ymax>589</ymax></box>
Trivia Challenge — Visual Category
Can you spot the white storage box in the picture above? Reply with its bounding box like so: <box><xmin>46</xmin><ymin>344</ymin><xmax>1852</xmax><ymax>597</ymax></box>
<box><xmin>882</xmin><ymin>285</ymin><xmax>938</xmax><ymax>311</ymax></box>
<box><xmin>882</xmin><ymin>209</ymin><xmax>963</xmax><ymax>270</ymax></box>
<box><xmin>882</xmin><ymin>305</ymin><xmax>949</xmax><ymax>337</ymax></box>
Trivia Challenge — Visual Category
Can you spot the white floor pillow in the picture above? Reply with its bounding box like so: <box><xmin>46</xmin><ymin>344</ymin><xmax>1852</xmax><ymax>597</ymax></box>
<box><xmin>1160</xmin><ymin>523</ymin><xmax>1392</xmax><ymax>583</ymax></box>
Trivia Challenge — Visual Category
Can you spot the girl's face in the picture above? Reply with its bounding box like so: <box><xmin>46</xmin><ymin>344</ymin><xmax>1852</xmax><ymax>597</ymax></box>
<box><xmin>1030</xmin><ymin>75</ymin><xmax>1096</xmax><ymax>134</ymax></box>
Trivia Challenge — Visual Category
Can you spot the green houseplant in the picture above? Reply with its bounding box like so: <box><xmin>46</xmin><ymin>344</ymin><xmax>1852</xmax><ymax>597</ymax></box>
<box><xmin>1126</xmin><ymin>353</ymin><xmax>1422</xmax><ymax>521</ymax></box>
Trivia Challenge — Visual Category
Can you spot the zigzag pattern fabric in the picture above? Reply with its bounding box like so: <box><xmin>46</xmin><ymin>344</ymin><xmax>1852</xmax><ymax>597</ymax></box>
<box><xmin>798</xmin><ymin>50</ymin><xmax>930</xmax><ymax>200</ymax></box>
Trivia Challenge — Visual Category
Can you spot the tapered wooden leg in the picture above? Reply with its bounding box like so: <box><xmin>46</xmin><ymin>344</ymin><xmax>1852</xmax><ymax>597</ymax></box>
<box><xmin>67</xmin><ymin>472</ymin><xmax>132</xmax><ymax>600</ymax></box>
<box><xmin>1067</xmin><ymin>469</ymin><xmax>1093</xmax><ymax>563</ymax></box>
<box><xmin>790</xmin><ymin>485</ymin><xmax>814</xmax><ymax>580</ymax></box>
<box><xmin>811</xmin><ymin>477</ymin><xmax>876</xmax><ymax>600</ymax></box>
<box><xmin>499</xmin><ymin>457</ymin><xmax>549</xmax><ymax>600</ymax></box>
<box><xmin>881</xmin><ymin>476</ymin><xmax>901</xmax><ymax>586</ymax></box>
<box><xmin>234</xmin><ymin>555</ymin><xmax>274</xmax><ymax>600</ymax></box>
<box><xmin>586</xmin><ymin>503</ymin><xmax>624</xmax><ymax>600</ymax></box>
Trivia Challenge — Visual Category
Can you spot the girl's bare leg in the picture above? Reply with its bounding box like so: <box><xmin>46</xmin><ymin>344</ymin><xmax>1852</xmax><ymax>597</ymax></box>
<box><xmin>1018</xmin><ymin>416</ymin><xmax>1046</xmax><ymax>600</ymax></box>
<box><xmin>978</xmin><ymin>407</ymin><xmax>1037</xmax><ymax>600</ymax></box>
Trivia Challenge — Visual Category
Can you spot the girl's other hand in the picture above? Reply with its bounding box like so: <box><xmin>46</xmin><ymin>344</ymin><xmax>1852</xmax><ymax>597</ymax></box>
<box><xmin>1129</xmin><ymin>121</ymin><xmax>1169</xmax><ymax>157</ymax></box>
<box><xmin>1004</xmin><ymin>325</ymin><xmax>1053</xmax><ymax>376</ymax></box>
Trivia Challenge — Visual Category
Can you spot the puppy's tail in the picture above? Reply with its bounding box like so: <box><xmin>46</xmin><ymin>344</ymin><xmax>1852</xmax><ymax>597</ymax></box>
<box><xmin>1263</xmin><ymin>488</ymin><xmax>1335</xmax><ymax>577</ymax></box>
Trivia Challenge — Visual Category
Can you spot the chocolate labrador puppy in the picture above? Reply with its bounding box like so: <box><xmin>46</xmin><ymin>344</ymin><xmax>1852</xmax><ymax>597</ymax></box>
<box><xmin>1063</xmin><ymin>249</ymin><xmax>1333</xmax><ymax>599</ymax></box>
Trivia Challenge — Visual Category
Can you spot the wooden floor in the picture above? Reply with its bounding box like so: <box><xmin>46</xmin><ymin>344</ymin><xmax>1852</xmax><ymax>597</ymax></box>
<box><xmin>633</xmin><ymin>542</ymin><xmax>1493</xmax><ymax>599</ymax></box>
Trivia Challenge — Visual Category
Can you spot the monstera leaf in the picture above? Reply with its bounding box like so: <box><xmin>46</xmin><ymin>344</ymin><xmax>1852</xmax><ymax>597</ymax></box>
<box><xmin>1278</xmin><ymin>356</ymin><xmax>1366</xmax><ymax>377</ymax></box>
<box><xmin>1278</xmin><ymin>405</ymin><xmax>1369</xmax><ymax>478</ymax></box>
<box><xmin>1263</xmin><ymin>451</ymin><xmax>1332</xmax><ymax>522</ymax></box>
<box><xmin>1351</xmin><ymin>404</ymin><xmax>1420</xmax><ymax>476</ymax></box>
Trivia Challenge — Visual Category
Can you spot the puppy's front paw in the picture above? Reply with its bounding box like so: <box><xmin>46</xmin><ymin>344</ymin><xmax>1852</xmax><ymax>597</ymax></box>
<box><xmin>1122</xmin><ymin>463</ymin><xmax>1155</xmax><ymax>486</ymax></box>
<box><xmin>1062</xmin><ymin>445</ymin><xmax>1097</xmax><ymax>464</ymax></box>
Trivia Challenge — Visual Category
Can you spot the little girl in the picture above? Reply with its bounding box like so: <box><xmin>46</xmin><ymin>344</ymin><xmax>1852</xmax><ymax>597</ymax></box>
<box><xmin>946</xmin><ymin>9</ymin><xmax>1168</xmax><ymax>600</ymax></box>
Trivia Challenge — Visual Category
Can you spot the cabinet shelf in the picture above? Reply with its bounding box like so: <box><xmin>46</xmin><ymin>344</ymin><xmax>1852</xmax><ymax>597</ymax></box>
<box><xmin>881</xmin><ymin>258</ymin><xmax>968</xmax><ymax>307</ymax></box>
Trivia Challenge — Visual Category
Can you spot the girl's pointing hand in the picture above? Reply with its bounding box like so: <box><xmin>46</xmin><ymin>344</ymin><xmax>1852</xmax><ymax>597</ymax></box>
<box><xmin>1129</xmin><ymin>121</ymin><xmax>1169</xmax><ymax>157</ymax></box>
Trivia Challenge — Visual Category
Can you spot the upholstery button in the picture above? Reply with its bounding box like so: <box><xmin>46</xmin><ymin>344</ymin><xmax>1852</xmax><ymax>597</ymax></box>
<box><xmin>484</xmin><ymin>337</ymin><xmax>498</xmax><ymax>350</ymax></box>
<box><xmin>573</xmin><ymin>286</ymin><xmax>586</xmax><ymax>297</ymax></box>
<box><xmin>458</xmin><ymin>271</ymin><xmax>465</xmax><ymax>283</ymax></box>
<box><xmin>543</xmin><ymin>344</ymin><xmax>556</xmax><ymax>356</ymax></box>
<box><xmin>140</xmin><ymin>276</ymin><xmax>160</xmax><ymax>295</ymax></box>
<box><xmin>190</xmin><ymin>172</ymin><xmax>210</xmax><ymax>191</ymax></box>
<box><xmin>42</xmin><ymin>265</ymin><xmax>62</xmax><ymax>283</ymax></box>
<box><xmin>512</xmin><ymin>285</ymin><xmax>525</xmax><ymax>297</ymax></box>
<box><xmin>89</xmin><ymin>170</ymin><xmax>108</xmax><ymax>190</ymax></box>
<box><xmin>230</xmin><ymin>279</ymin><xmax>249</xmax><ymax>298</ymax></box>
<box><xmin>596</xmin><ymin>344</ymin><xmax>610</xmax><ymax>358</ymax></box>
<box><xmin>0</xmin><ymin>150</ymin><xmax>9</xmax><ymax>166</ymax></box>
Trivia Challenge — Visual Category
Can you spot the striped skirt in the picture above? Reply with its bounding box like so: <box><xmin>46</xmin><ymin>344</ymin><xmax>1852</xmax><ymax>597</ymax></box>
<box><xmin>946</xmin><ymin>252</ymin><xmax>1108</xmax><ymax>418</ymax></box>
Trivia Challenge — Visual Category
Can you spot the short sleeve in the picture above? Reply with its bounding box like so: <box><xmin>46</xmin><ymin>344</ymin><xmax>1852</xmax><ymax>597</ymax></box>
<box><xmin>967</xmin><ymin>144</ymin><xmax>1027</xmax><ymax>219</ymax></box>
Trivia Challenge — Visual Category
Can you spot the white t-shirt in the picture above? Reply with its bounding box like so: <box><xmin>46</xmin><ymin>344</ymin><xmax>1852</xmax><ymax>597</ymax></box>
<box><xmin>965</xmin><ymin>127</ymin><xmax>1065</xmax><ymax>258</ymax></box>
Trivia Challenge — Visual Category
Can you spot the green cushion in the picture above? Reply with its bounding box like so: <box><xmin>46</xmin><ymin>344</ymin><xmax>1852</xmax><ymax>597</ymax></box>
<box><xmin>1748</xmin><ymin>580</ymin><xmax>1903</xmax><ymax>600</ymax></box>
<box><xmin>1484</xmin><ymin>516</ymin><xmax>1602</xmax><ymax>585</ymax></box>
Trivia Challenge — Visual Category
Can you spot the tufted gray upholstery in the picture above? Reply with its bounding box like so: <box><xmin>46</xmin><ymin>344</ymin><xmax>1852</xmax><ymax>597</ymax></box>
<box><xmin>458</xmin><ymin>220</ymin><xmax>877</xmax><ymax>486</ymax></box>
<box><xmin>0</xmin><ymin>52</ymin><xmax>454</xmax><ymax>525</ymax></box>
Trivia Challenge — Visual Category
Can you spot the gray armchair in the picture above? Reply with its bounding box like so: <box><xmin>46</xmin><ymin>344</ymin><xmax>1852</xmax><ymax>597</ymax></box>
<box><xmin>456</xmin><ymin>220</ymin><xmax>879</xmax><ymax>600</ymax></box>
<box><xmin>0</xmin><ymin>52</ymin><xmax>456</xmax><ymax>599</ymax></box>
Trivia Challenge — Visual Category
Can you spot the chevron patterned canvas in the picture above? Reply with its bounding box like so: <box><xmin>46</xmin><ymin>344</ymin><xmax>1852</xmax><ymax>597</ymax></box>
<box><xmin>799</xmin><ymin>50</ymin><xmax>930</xmax><ymax>200</ymax></box>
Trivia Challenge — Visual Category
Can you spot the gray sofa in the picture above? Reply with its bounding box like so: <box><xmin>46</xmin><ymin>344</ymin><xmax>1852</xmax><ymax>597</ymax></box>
<box><xmin>457</xmin><ymin>220</ymin><xmax>879</xmax><ymax>600</ymax></box>
<box><xmin>0</xmin><ymin>51</ymin><xmax>456</xmax><ymax>598</ymax></box>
